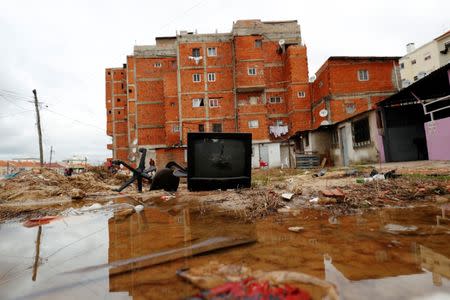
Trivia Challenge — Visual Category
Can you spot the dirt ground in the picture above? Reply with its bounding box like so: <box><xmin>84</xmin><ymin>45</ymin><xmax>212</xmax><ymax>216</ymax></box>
<box><xmin>0</xmin><ymin>161</ymin><xmax>449</xmax><ymax>223</ymax></box>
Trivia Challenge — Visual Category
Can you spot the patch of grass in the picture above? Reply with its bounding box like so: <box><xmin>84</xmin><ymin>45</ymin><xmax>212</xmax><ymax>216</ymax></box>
<box><xmin>403</xmin><ymin>173</ymin><xmax>450</xmax><ymax>181</ymax></box>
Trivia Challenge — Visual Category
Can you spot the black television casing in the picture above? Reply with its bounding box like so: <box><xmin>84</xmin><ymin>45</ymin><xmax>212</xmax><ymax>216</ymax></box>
<box><xmin>187</xmin><ymin>132</ymin><xmax>252</xmax><ymax>191</ymax></box>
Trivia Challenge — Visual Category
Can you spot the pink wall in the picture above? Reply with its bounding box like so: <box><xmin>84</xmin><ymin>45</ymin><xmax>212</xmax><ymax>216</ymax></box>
<box><xmin>376</xmin><ymin>133</ymin><xmax>386</xmax><ymax>163</ymax></box>
<box><xmin>424</xmin><ymin>117</ymin><xmax>450</xmax><ymax>160</ymax></box>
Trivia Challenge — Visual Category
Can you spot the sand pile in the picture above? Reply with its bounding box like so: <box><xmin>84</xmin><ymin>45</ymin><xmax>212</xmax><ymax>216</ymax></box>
<box><xmin>0</xmin><ymin>168</ymin><xmax>118</xmax><ymax>202</ymax></box>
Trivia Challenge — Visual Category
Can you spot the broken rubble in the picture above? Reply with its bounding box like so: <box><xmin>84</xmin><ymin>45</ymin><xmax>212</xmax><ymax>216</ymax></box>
<box><xmin>281</xmin><ymin>192</ymin><xmax>294</xmax><ymax>201</ymax></box>
<box><xmin>69</xmin><ymin>188</ymin><xmax>86</xmax><ymax>200</ymax></box>
<box><xmin>288</xmin><ymin>226</ymin><xmax>304</xmax><ymax>232</ymax></box>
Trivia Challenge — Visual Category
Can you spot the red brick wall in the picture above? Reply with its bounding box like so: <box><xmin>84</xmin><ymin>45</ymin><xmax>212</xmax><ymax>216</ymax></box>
<box><xmin>310</xmin><ymin>58</ymin><xmax>398</xmax><ymax>129</ymax></box>
<box><xmin>155</xmin><ymin>148</ymin><xmax>186</xmax><ymax>170</ymax></box>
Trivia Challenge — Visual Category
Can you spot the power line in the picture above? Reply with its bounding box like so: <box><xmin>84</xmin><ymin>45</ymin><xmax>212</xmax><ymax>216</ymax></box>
<box><xmin>0</xmin><ymin>93</ymin><xmax>29</xmax><ymax>110</ymax></box>
<box><xmin>0</xmin><ymin>109</ymin><xmax>35</xmax><ymax>119</ymax></box>
<box><xmin>44</xmin><ymin>108</ymin><xmax>106</xmax><ymax>133</ymax></box>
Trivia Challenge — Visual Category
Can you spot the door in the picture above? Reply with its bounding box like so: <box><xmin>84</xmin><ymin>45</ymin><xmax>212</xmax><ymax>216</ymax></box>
<box><xmin>259</xmin><ymin>144</ymin><xmax>269</xmax><ymax>166</ymax></box>
<box><xmin>339</xmin><ymin>127</ymin><xmax>349</xmax><ymax>166</ymax></box>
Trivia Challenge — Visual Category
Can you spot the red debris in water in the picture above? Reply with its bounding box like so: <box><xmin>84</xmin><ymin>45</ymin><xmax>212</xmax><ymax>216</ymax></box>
<box><xmin>23</xmin><ymin>216</ymin><xmax>60</xmax><ymax>228</ymax></box>
<box><xmin>189</xmin><ymin>278</ymin><xmax>311</xmax><ymax>300</ymax></box>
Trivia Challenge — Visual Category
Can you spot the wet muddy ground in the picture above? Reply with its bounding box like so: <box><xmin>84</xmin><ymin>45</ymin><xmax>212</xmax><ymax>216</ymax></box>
<box><xmin>0</xmin><ymin>195</ymin><xmax>449</xmax><ymax>300</ymax></box>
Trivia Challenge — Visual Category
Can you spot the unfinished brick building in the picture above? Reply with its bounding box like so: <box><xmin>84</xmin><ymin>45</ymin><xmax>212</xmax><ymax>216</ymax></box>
<box><xmin>106</xmin><ymin>20</ymin><xmax>310</xmax><ymax>169</ymax></box>
<box><xmin>301</xmin><ymin>57</ymin><xmax>401</xmax><ymax>166</ymax></box>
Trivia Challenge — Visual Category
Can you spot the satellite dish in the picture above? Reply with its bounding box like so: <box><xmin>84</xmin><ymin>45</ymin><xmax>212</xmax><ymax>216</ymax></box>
<box><xmin>320</xmin><ymin>120</ymin><xmax>330</xmax><ymax>126</ymax></box>
<box><xmin>309</xmin><ymin>75</ymin><xmax>316</xmax><ymax>82</ymax></box>
<box><xmin>132</xmin><ymin>138</ymin><xmax>138</xmax><ymax>145</ymax></box>
<box><xmin>319</xmin><ymin>109</ymin><xmax>328</xmax><ymax>117</ymax></box>
<box><xmin>278</xmin><ymin>39</ymin><xmax>285</xmax><ymax>46</ymax></box>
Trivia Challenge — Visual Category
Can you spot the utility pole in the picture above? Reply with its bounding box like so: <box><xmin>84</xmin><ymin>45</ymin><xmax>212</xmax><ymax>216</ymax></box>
<box><xmin>49</xmin><ymin>146</ymin><xmax>54</xmax><ymax>166</ymax></box>
<box><xmin>32</xmin><ymin>89</ymin><xmax>44</xmax><ymax>167</ymax></box>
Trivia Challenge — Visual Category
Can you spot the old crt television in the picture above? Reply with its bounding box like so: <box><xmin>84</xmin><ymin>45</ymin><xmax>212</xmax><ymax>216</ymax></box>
<box><xmin>187</xmin><ymin>132</ymin><xmax>252</xmax><ymax>191</ymax></box>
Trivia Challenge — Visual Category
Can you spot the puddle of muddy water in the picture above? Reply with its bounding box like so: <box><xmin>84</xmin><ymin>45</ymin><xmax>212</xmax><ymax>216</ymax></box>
<box><xmin>0</xmin><ymin>198</ymin><xmax>449</xmax><ymax>300</ymax></box>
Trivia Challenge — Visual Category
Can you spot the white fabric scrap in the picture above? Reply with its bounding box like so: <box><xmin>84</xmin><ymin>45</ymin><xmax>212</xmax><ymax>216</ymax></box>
<box><xmin>269</xmin><ymin>125</ymin><xmax>289</xmax><ymax>138</ymax></box>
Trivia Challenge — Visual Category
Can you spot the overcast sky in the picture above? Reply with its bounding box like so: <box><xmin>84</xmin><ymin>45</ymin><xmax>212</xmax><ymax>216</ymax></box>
<box><xmin>0</xmin><ymin>0</ymin><xmax>448</xmax><ymax>164</ymax></box>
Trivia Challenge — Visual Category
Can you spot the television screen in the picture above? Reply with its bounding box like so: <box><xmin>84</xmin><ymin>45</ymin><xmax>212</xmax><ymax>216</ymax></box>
<box><xmin>187</xmin><ymin>133</ymin><xmax>252</xmax><ymax>191</ymax></box>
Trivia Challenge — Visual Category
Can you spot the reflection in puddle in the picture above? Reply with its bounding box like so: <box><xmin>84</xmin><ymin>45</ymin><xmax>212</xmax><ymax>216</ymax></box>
<box><xmin>0</xmin><ymin>201</ymin><xmax>449</xmax><ymax>299</ymax></box>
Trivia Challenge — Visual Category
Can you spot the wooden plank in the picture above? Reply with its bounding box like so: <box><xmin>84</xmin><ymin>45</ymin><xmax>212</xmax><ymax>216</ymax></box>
<box><xmin>65</xmin><ymin>236</ymin><xmax>256</xmax><ymax>276</ymax></box>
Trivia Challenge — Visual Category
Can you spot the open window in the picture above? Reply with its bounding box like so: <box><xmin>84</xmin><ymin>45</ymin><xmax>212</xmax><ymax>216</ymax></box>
<box><xmin>212</xmin><ymin>123</ymin><xmax>222</xmax><ymax>133</ymax></box>
<box><xmin>192</xmin><ymin>98</ymin><xmax>204</xmax><ymax>107</ymax></box>
<box><xmin>192</xmin><ymin>48</ymin><xmax>200</xmax><ymax>57</ymax></box>
<box><xmin>352</xmin><ymin>117</ymin><xmax>371</xmax><ymax>147</ymax></box>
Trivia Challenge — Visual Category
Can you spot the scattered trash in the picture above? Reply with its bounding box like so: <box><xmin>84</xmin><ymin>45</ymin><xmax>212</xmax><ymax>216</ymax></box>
<box><xmin>134</xmin><ymin>204</ymin><xmax>144</xmax><ymax>213</ymax></box>
<box><xmin>288</xmin><ymin>226</ymin><xmax>304</xmax><ymax>232</ymax></box>
<box><xmin>187</xmin><ymin>278</ymin><xmax>312</xmax><ymax>300</ymax></box>
<box><xmin>4</xmin><ymin>172</ymin><xmax>20</xmax><ymax>180</ymax></box>
<box><xmin>369</xmin><ymin>169</ymin><xmax>378</xmax><ymax>177</ymax></box>
<box><xmin>80</xmin><ymin>203</ymin><xmax>102</xmax><ymax>211</ymax></box>
<box><xmin>281</xmin><ymin>193</ymin><xmax>294</xmax><ymax>201</ymax></box>
<box><xmin>161</xmin><ymin>194</ymin><xmax>176</xmax><ymax>201</ymax></box>
<box><xmin>23</xmin><ymin>216</ymin><xmax>60</xmax><ymax>228</ymax></box>
<box><xmin>383</xmin><ymin>223</ymin><xmax>418</xmax><ymax>234</ymax></box>
<box><xmin>358</xmin><ymin>169</ymin><xmax>400</xmax><ymax>183</ymax></box>
<box><xmin>312</xmin><ymin>168</ymin><xmax>327</xmax><ymax>178</ymax></box>
<box><xmin>328</xmin><ymin>216</ymin><xmax>340</xmax><ymax>225</ymax></box>
<box><xmin>309</xmin><ymin>197</ymin><xmax>319</xmax><ymax>203</ymax></box>
<box><xmin>177</xmin><ymin>261</ymin><xmax>338</xmax><ymax>300</ymax></box>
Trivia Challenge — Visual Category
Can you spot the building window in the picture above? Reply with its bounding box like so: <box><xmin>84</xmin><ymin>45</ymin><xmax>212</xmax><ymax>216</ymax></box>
<box><xmin>212</xmin><ymin>123</ymin><xmax>222</xmax><ymax>133</ymax></box>
<box><xmin>297</xmin><ymin>91</ymin><xmax>306</xmax><ymax>98</ymax></box>
<box><xmin>275</xmin><ymin>120</ymin><xmax>284</xmax><ymax>126</ymax></box>
<box><xmin>193</xmin><ymin>73</ymin><xmax>201</xmax><ymax>82</ymax></box>
<box><xmin>248</xmin><ymin>120</ymin><xmax>259</xmax><ymax>128</ymax></box>
<box><xmin>170</xmin><ymin>102</ymin><xmax>176</xmax><ymax>107</ymax></box>
<box><xmin>358</xmin><ymin>70</ymin><xmax>369</xmax><ymax>81</ymax></box>
<box><xmin>172</xmin><ymin>61</ymin><xmax>177</xmax><ymax>68</ymax></box>
<box><xmin>207</xmin><ymin>73</ymin><xmax>216</xmax><ymax>82</ymax></box>
<box><xmin>303</xmin><ymin>133</ymin><xmax>309</xmax><ymax>147</ymax></box>
<box><xmin>249</xmin><ymin>96</ymin><xmax>259</xmax><ymax>105</ymax></box>
<box><xmin>117</xmin><ymin>98</ymin><xmax>121</xmax><ymax>102</ymax></box>
<box><xmin>198</xmin><ymin>124</ymin><xmax>205</xmax><ymax>132</ymax></box>
<box><xmin>207</xmin><ymin>47</ymin><xmax>217</xmax><ymax>56</ymax></box>
<box><xmin>209</xmin><ymin>98</ymin><xmax>219</xmax><ymax>107</ymax></box>
<box><xmin>172</xmin><ymin>124</ymin><xmax>180</xmax><ymax>133</ymax></box>
<box><xmin>352</xmin><ymin>117</ymin><xmax>371</xmax><ymax>147</ymax></box>
<box><xmin>411</xmin><ymin>59</ymin><xmax>416</xmax><ymax>65</ymax></box>
<box><xmin>192</xmin><ymin>98</ymin><xmax>204</xmax><ymax>107</ymax></box>
<box><xmin>424</xmin><ymin>55</ymin><xmax>431</xmax><ymax>61</ymax></box>
<box><xmin>400</xmin><ymin>63</ymin><xmax>404</xmax><ymax>69</ymax></box>
<box><xmin>331</xmin><ymin>129</ymin><xmax>339</xmax><ymax>148</ymax></box>
<box><xmin>128</xmin><ymin>89</ymin><xmax>132</xmax><ymax>93</ymax></box>
<box><xmin>269</xmin><ymin>96</ymin><xmax>282</xmax><ymax>103</ymax></box>
<box><xmin>255</xmin><ymin>40</ymin><xmax>262</xmax><ymax>48</ymax></box>
<box><xmin>154</xmin><ymin>62</ymin><xmax>162</xmax><ymax>68</ymax></box>
<box><xmin>108</xmin><ymin>110</ymin><xmax>112</xmax><ymax>114</ymax></box>
<box><xmin>345</xmin><ymin>103</ymin><xmax>356</xmax><ymax>114</ymax></box>
<box><xmin>248</xmin><ymin>67</ymin><xmax>257</xmax><ymax>76</ymax></box>
<box><xmin>192</xmin><ymin>48</ymin><xmax>200</xmax><ymax>57</ymax></box>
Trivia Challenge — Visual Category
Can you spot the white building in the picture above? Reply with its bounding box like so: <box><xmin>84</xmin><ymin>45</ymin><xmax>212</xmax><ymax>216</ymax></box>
<box><xmin>399</xmin><ymin>30</ymin><xmax>450</xmax><ymax>88</ymax></box>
